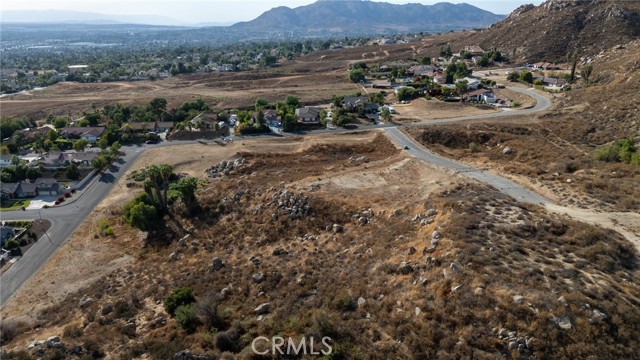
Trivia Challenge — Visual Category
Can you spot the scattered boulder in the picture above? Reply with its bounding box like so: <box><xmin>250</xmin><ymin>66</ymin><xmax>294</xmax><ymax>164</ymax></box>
<box><xmin>206</xmin><ymin>157</ymin><xmax>245</xmax><ymax>178</ymax></box>
<box><xmin>431</xmin><ymin>231</ymin><xmax>441</xmax><ymax>240</ymax></box>
<box><xmin>272</xmin><ymin>248</ymin><xmax>288</xmax><ymax>256</ymax></box>
<box><xmin>358</xmin><ymin>216</ymin><xmax>369</xmax><ymax>224</ymax></box>
<box><xmin>357</xmin><ymin>297</ymin><xmax>366</xmax><ymax>307</ymax></box>
<box><xmin>406</xmin><ymin>246</ymin><xmax>417</xmax><ymax>256</ymax></box>
<box><xmin>221</xmin><ymin>288</ymin><xmax>231</xmax><ymax>297</ymax></box>
<box><xmin>255</xmin><ymin>303</ymin><xmax>270</xmax><ymax>315</ymax></box>
<box><xmin>153</xmin><ymin>316</ymin><xmax>167</xmax><ymax>327</ymax></box>
<box><xmin>552</xmin><ymin>316</ymin><xmax>572</xmax><ymax>330</ymax></box>
<box><xmin>101</xmin><ymin>304</ymin><xmax>113</xmax><ymax>315</ymax></box>
<box><xmin>450</xmin><ymin>262</ymin><xmax>462</xmax><ymax>271</ymax></box>
<box><xmin>590</xmin><ymin>309</ymin><xmax>607</xmax><ymax>323</ymax></box>
<box><xmin>503</xmin><ymin>146</ymin><xmax>513</xmax><ymax>155</ymax></box>
<box><xmin>78</xmin><ymin>295</ymin><xmax>93</xmax><ymax>309</ymax></box>
<box><xmin>211</xmin><ymin>258</ymin><xmax>224</xmax><ymax>271</ymax></box>
<box><xmin>332</xmin><ymin>224</ymin><xmax>344</xmax><ymax>233</ymax></box>
<box><xmin>474</xmin><ymin>287</ymin><xmax>485</xmax><ymax>296</ymax></box>
<box><xmin>252</xmin><ymin>273</ymin><xmax>265</xmax><ymax>284</ymax></box>
<box><xmin>558</xmin><ymin>296</ymin><xmax>568</xmax><ymax>307</ymax></box>
<box><xmin>426</xmin><ymin>208</ymin><xmax>437</xmax><ymax>217</ymax></box>
<box><xmin>174</xmin><ymin>349</ymin><xmax>210</xmax><ymax>360</ymax></box>
<box><xmin>392</xmin><ymin>209</ymin><xmax>403</xmax><ymax>217</ymax></box>
<box><xmin>398</xmin><ymin>262</ymin><xmax>414</xmax><ymax>274</ymax></box>
<box><xmin>169</xmin><ymin>252</ymin><xmax>178</xmax><ymax>261</ymax></box>
<box><xmin>269</xmin><ymin>190</ymin><xmax>311</xmax><ymax>219</ymax></box>
<box><xmin>513</xmin><ymin>295</ymin><xmax>525</xmax><ymax>304</ymax></box>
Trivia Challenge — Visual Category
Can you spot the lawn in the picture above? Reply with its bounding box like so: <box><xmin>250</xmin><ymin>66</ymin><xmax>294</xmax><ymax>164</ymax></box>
<box><xmin>0</xmin><ymin>199</ymin><xmax>30</xmax><ymax>211</ymax></box>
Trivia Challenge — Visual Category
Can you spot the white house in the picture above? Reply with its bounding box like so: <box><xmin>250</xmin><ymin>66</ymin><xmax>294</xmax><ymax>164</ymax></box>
<box><xmin>459</xmin><ymin>77</ymin><xmax>481</xmax><ymax>90</ymax></box>
<box><xmin>0</xmin><ymin>155</ymin><xmax>14</xmax><ymax>167</ymax></box>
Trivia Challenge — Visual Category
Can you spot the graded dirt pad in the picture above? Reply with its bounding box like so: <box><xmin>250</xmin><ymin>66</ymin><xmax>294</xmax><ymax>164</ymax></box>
<box><xmin>393</xmin><ymin>97</ymin><xmax>499</xmax><ymax>122</ymax></box>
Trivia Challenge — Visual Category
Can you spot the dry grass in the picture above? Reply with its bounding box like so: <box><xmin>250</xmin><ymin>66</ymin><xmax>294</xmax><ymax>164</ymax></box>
<box><xmin>2</xmin><ymin>133</ymin><xmax>639</xmax><ymax>360</ymax></box>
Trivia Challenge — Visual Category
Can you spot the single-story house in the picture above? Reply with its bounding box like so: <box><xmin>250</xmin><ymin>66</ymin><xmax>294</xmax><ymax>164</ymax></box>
<box><xmin>372</xmin><ymin>80</ymin><xmax>393</xmax><ymax>89</ymax></box>
<box><xmin>1</xmin><ymin>182</ymin><xmax>37</xmax><ymax>199</ymax></box>
<box><xmin>61</xmin><ymin>127</ymin><xmax>105</xmax><ymax>142</ymax></box>
<box><xmin>295</xmin><ymin>106</ymin><xmax>321</xmax><ymax>123</ymax></box>
<box><xmin>343</xmin><ymin>96</ymin><xmax>369</xmax><ymax>111</ymax></box>
<box><xmin>363</xmin><ymin>102</ymin><xmax>380</xmax><ymax>113</ymax></box>
<box><xmin>1</xmin><ymin>183</ymin><xmax>20</xmax><ymax>199</ymax></box>
<box><xmin>462</xmin><ymin>89</ymin><xmax>494</xmax><ymax>102</ymax></box>
<box><xmin>532</xmin><ymin>62</ymin><xmax>561</xmax><ymax>70</ymax></box>
<box><xmin>156</xmin><ymin>122</ymin><xmax>174</xmax><ymax>132</ymax></box>
<box><xmin>463</xmin><ymin>46</ymin><xmax>485</xmax><ymax>56</ymax></box>
<box><xmin>459</xmin><ymin>77</ymin><xmax>482</xmax><ymax>90</ymax></box>
<box><xmin>17</xmin><ymin>182</ymin><xmax>37</xmax><ymax>197</ymax></box>
<box><xmin>190</xmin><ymin>113</ymin><xmax>218</xmax><ymax>129</ymax></box>
<box><xmin>407</xmin><ymin>65</ymin><xmax>436</xmax><ymax>76</ymax></box>
<box><xmin>542</xmin><ymin>77</ymin><xmax>568</xmax><ymax>88</ymax></box>
<box><xmin>71</xmin><ymin>152</ymin><xmax>99</xmax><ymax>166</ymax></box>
<box><xmin>128</xmin><ymin>122</ymin><xmax>156</xmax><ymax>132</ymax></box>
<box><xmin>33</xmin><ymin>178</ymin><xmax>60</xmax><ymax>196</ymax></box>
<box><xmin>0</xmin><ymin>155</ymin><xmax>14</xmax><ymax>167</ymax></box>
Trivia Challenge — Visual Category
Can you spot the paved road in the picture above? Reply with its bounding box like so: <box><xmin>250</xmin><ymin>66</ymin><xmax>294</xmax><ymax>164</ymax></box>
<box><xmin>383</xmin><ymin>127</ymin><xmax>550</xmax><ymax>205</ymax></box>
<box><xmin>0</xmin><ymin>145</ymin><xmax>147</xmax><ymax>306</ymax></box>
<box><xmin>0</xmin><ymin>87</ymin><xmax>551</xmax><ymax>307</ymax></box>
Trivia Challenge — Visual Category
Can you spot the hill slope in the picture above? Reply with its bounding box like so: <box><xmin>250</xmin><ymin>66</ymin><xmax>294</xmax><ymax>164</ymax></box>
<box><xmin>453</xmin><ymin>0</ymin><xmax>640</xmax><ymax>62</ymax></box>
<box><xmin>232</xmin><ymin>0</ymin><xmax>505</xmax><ymax>34</ymax></box>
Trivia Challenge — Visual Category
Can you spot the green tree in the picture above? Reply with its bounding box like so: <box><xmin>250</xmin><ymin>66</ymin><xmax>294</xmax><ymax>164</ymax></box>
<box><xmin>92</xmin><ymin>155</ymin><xmax>109</xmax><ymax>172</ymax></box>
<box><xmin>173</xmin><ymin>177</ymin><xmax>200</xmax><ymax>215</ymax></box>
<box><xmin>348</xmin><ymin>68</ymin><xmax>366</xmax><ymax>83</ymax></box>
<box><xmin>164</xmin><ymin>287</ymin><xmax>196</xmax><ymax>316</ymax></box>
<box><xmin>53</xmin><ymin>117</ymin><xmax>67</xmax><ymax>129</ymax></box>
<box><xmin>149</xmin><ymin>98</ymin><xmax>168</xmax><ymax>122</ymax></box>
<box><xmin>439</xmin><ymin>45</ymin><xmax>452</xmax><ymax>57</ymax></box>
<box><xmin>175</xmin><ymin>304</ymin><xmax>198</xmax><ymax>333</ymax></box>
<box><xmin>477</xmin><ymin>56</ymin><xmax>490</xmax><ymax>67</ymax></box>
<box><xmin>455</xmin><ymin>80</ymin><xmax>469</xmax><ymax>96</ymax></box>
<box><xmin>143</xmin><ymin>164</ymin><xmax>174</xmax><ymax>212</ymax></box>
<box><xmin>110</xmin><ymin>141</ymin><xmax>121</xmax><ymax>155</ymax></box>
<box><xmin>519</xmin><ymin>71</ymin><xmax>533</xmax><ymax>83</ymax></box>
<box><xmin>380</xmin><ymin>107</ymin><xmax>391</xmax><ymax>122</ymax></box>
<box><xmin>284</xmin><ymin>95</ymin><xmax>299</xmax><ymax>108</ymax></box>
<box><xmin>84</xmin><ymin>112</ymin><xmax>101</xmax><ymax>127</ymax></box>
<box><xmin>581</xmin><ymin>64</ymin><xmax>593</xmax><ymax>84</ymax></box>
<box><xmin>73</xmin><ymin>139</ymin><xmax>89</xmax><ymax>152</ymax></box>
<box><xmin>419</xmin><ymin>56</ymin><xmax>431</xmax><ymax>65</ymax></box>
<box><xmin>65</xmin><ymin>163</ymin><xmax>80</xmax><ymax>181</ymax></box>
<box><xmin>126</xmin><ymin>202</ymin><xmax>158</xmax><ymax>232</ymax></box>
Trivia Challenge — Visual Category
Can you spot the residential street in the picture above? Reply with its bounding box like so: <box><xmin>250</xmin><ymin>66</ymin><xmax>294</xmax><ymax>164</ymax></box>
<box><xmin>0</xmin><ymin>87</ymin><xmax>552</xmax><ymax>307</ymax></box>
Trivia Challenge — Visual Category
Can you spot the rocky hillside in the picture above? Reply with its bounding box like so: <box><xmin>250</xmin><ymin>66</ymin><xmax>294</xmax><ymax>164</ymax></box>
<box><xmin>232</xmin><ymin>0</ymin><xmax>504</xmax><ymax>35</ymax></box>
<box><xmin>453</xmin><ymin>0</ymin><xmax>640</xmax><ymax>62</ymax></box>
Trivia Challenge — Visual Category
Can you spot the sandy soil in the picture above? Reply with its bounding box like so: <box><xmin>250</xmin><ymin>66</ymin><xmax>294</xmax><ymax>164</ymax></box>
<box><xmin>1</xmin><ymin>131</ymin><xmax>453</xmax><ymax>324</ymax></box>
<box><xmin>393</xmin><ymin>97</ymin><xmax>499</xmax><ymax>122</ymax></box>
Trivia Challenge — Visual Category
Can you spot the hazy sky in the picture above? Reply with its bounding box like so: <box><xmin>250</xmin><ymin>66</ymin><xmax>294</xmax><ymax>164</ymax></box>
<box><xmin>2</xmin><ymin>0</ymin><xmax>545</xmax><ymax>24</ymax></box>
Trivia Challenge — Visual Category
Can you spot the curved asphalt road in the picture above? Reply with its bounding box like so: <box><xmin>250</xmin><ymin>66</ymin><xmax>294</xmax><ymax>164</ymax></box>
<box><xmin>0</xmin><ymin>87</ymin><xmax>551</xmax><ymax>307</ymax></box>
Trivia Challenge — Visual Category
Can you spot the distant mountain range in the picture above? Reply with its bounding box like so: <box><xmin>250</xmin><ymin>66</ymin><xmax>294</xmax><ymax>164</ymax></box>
<box><xmin>232</xmin><ymin>1</ymin><xmax>505</xmax><ymax>34</ymax></box>
<box><xmin>0</xmin><ymin>10</ymin><xmax>233</xmax><ymax>27</ymax></box>
<box><xmin>2</xmin><ymin>1</ymin><xmax>505</xmax><ymax>34</ymax></box>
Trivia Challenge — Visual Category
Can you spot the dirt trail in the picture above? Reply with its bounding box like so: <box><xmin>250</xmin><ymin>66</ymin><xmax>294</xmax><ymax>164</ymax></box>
<box><xmin>545</xmin><ymin>204</ymin><xmax>640</xmax><ymax>248</ymax></box>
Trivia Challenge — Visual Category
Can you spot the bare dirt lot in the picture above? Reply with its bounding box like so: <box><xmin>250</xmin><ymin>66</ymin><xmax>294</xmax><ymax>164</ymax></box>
<box><xmin>2</xmin><ymin>131</ymin><xmax>639</xmax><ymax>360</ymax></box>
<box><xmin>393</xmin><ymin>98</ymin><xmax>498</xmax><ymax>122</ymax></box>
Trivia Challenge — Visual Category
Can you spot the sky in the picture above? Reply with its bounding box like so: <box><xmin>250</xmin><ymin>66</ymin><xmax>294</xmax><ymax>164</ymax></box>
<box><xmin>1</xmin><ymin>0</ymin><xmax>545</xmax><ymax>25</ymax></box>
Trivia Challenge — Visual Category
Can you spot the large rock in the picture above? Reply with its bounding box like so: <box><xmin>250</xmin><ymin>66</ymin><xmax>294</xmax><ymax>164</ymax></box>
<box><xmin>332</xmin><ymin>224</ymin><xmax>344</xmax><ymax>233</ymax></box>
<box><xmin>431</xmin><ymin>231</ymin><xmax>441</xmax><ymax>240</ymax></box>
<box><xmin>552</xmin><ymin>316</ymin><xmax>572</xmax><ymax>330</ymax></box>
<box><xmin>211</xmin><ymin>257</ymin><xmax>224</xmax><ymax>271</ymax></box>
<box><xmin>79</xmin><ymin>295</ymin><xmax>93</xmax><ymax>309</ymax></box>
<box><xmin>255</xmin><ymin>303</ymin><xmax>270</xmax><ymax>315</ymax></box>
<box><xmin>512</xmin><ymin>295</ymin><xmax>525</xmax><ymax>304</ymax></box>
<box><xmin>398</xmin><ymin>262</ymin><xmax>413</xmax><ymax>274</ymax></box>
<box><xmin>502</xmin><ymin>146</ymin><xmax>513</xmax><ymax>155</ymax></box>
<box><xmin>252</xmin><ymin>273</ymin><xmax>265</xmax><ymax>284</ymax></box>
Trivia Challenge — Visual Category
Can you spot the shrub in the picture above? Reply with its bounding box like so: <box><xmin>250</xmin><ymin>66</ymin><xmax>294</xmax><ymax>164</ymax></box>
<box><xmin>595</xmin><ymin>137</ymin><xmax>638</xmax><ymax>164</ymax></box>
<box><xmin>97</xmin><ymin>219</ymin><xmax>114</xmax><ymax>237</ymax></box>
<box><xmin>63</xmin><ymin>324</ymin><xmax>83</xmax><ymax>338</ymax></box>
<box><xmin>164</xmin><ymin>287</ymin><xmax>196</xmax><ymax>316</ymax></box>
<box><xmin>175</xmin><ymin>304</ymin><xmax>198</xmax><ymax>333</ymax></box>
<box><xmin>468</xmin><ymin>142</ymin><xmax>480</xmax><ymax>153</ymax></box>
